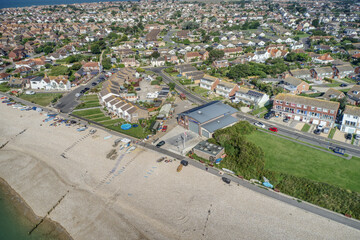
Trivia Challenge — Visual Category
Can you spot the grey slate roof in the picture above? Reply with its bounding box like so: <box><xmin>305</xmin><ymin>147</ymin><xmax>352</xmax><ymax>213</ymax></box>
<box><xmin>201</xmin><ymin>115</ymin><xmax>238</xmax><ymax>133</ymax></box>
<box><xmin>179</xmin><ymin>101</ymin><xmax>238</xmax><ymax>124</ymax></box>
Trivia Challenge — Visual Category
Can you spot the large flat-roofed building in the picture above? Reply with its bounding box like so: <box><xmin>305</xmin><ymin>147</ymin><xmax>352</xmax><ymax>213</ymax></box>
<box><xmin>192</xmin><ymin>141</ymin><xmax>225</xmax><ymax>161</ymax></box>
<box><xmin>177</xmin><ymin>101</ymin><xmax>238</xmax><ymax>138</ymax></box>
<box><xmin>273</xmin><ymin>93</ymin><xmax>339</xmax><ymax>127</ymax></box>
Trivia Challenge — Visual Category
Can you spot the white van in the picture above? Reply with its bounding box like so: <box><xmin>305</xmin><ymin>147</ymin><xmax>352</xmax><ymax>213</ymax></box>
<box><xmin>25</xmin><ymin>91</ymin><xmax>35</xmax><ymax>95</ymax></box>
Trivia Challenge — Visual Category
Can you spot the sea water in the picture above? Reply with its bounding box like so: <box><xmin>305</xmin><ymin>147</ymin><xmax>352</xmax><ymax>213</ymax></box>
<box><xmin>0</xmin><ymin>179</ymin><xmax>70</xmax><ymax>240</ymax></box>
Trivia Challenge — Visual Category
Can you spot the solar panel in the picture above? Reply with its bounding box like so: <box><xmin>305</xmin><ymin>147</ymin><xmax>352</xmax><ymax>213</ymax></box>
<box><xmin>247</xmin><ymin>90</ymin><xmax>263</xmax><ymax>98</ymax></box>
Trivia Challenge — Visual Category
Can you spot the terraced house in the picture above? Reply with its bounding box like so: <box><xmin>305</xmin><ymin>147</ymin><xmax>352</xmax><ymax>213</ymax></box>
<box><xmin>235</xmin><ymin>88</ymin><xmax>269</xmax><ymax>108</ymax></box>
<box><xmin>273</xmin><ymin>93</ymin><xmax>339</xmax><ymax>127</ymax></box>
<box><xmin>199</xmin><ymin>76</ymin><xmax>220</xmax><ymax>91</ymax></box>
<box><xmin>215</xmin><ymin>81</ymin><xmax>239</xmax><ymax>98</ymax></box>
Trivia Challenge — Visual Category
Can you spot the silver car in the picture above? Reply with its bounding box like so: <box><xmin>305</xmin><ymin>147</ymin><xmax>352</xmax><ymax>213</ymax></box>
<box><xmin>254</xmin><ymin>122</ymin><xmax>266</xmax><ymax>128</ymax></box>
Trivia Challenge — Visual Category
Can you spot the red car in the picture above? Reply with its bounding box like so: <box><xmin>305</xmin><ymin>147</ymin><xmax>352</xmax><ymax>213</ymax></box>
<box><xmin>162</xmin><ymin>125</ymin><xmax>168</xmax><ymax>132</ymax></box>
<box><xmin>269</xmin><ymin>127</ymin><xmax>278</xmax><ymax>132</ymax></box>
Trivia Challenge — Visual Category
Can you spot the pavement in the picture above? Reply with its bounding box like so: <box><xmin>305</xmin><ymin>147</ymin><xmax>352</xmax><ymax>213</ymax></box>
<box><xmin>2</xmin><ymin>91</ymin><xmax>360</xmax><ymax>231</ymax></box>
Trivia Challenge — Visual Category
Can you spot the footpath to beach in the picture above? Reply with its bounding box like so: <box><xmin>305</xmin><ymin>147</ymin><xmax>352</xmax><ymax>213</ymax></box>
<box><xmin>0</xmin><ymin>103</ymin><xmax>360</xmax><ymax>240</ymax></box>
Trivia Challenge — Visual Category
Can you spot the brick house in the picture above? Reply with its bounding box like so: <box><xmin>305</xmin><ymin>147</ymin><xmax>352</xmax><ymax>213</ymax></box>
<box><xmin>310</xmin><ymin>67</ymin><xmax>334</xmax><ymax>80</ymax></box>
<box><xmin>332</xmin><ymin>64</ymin><xmax>354</xmax><ymax>79</ymax></box>
<box><xmin>272</xmin><ymin>93</ymin><xmax>339</xmax><ymax>127</ymax></box>
<box><xmin>279</xmin><ymin>76</ymin><xmax>309</xmax><ymax>94</ymax></box>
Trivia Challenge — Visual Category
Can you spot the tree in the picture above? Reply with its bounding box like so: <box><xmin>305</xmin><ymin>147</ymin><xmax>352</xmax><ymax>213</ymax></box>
<box><xmin>71</xmin><ymin>63</ymin><xmax>82</xmax><ymax>71</ymax></box>
<box><xmin>43</xmin><ymin>46</ymin><xmax>53</xmax><ymax>54</ymax></box>
<box><xmin>151</xmin><ymin>51</ymin><xmax>160</xmax><ymax>59</ymax></box>
<box><xmin>49</xmin><ymin>65</ymin><xmax>70</xmax><ymax>76</ymax></box>
<box><xmin>91</xmin><ymin>44</ymin><xmax>101</xmax><ymax>54</ymax></box>
<box><xmin>45</xmin><ymin>63</ymin><xmax>52</xmax><ymax>69</ymax></box>
<box><xmin>214</xmin><ymin>37</ymin><xmax>220</xmax><ymax>43</ymax></box>
<box><xmin>312</xmin><ymin>19</ymin><xmax>320</xmax><ymax>28</ymax></box>
<box><xmin>102</xmin><ymin>57</ymin><xmax>112</xmax><ymax>70</ymax></box>
<box><xmin>168</xmin><ymin>82</ymin><xmax>175</xmax><ymax>90</ymax></box>
<box><xmin>111</xmin><ymin>10</ymin><xmax>116</xmax><ymax>16</ymax></box>
<box><xmin>209</xmin><ymin>49</ymin><xmax>225</xmax><ymax>61</ymax></box>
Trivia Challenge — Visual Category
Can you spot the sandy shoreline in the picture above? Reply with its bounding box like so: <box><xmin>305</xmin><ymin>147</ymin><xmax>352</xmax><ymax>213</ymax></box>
<box><xmin>1</xmin><ymin>102</ymin><xmax>360</xmax><ymax>240</ymax></box>
<box><xmin>0</xmin><ymin>177</ymin><xmax>72</xmax><ymax>239</ymax></box>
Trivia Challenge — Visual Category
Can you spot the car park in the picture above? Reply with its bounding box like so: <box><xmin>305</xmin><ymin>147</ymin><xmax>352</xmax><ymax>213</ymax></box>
<box><xmin>345</xmin><ymin>133</ymin><xmax>352</xmax><ymax>140</ymax></box>
<box><xmin>156</xmin><ymin>140</ymin><xmax>165</xmax><ymax>148</ymax></box>
<box><xmin>254</xmin><ymin>122</ymin><xmax>265</xmax><ymax>128</ymax></box>
<box><xmin>222</xmin><ymin>177</ymin><xmax>231</xmax><ymax>184</ymax></box>
<box><xmin>269</xmin><ymin>127</ymin><xmax>278</xmax><ymax>132</ymax></box>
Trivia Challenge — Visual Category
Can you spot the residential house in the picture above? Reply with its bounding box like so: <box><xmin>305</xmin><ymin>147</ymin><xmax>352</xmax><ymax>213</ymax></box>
<box><xmin>273</xmin><ymin>93</ymin><xmax>339</xmax><ymax>127</ymax></box>
<box><xmin>177</xmin><ymin>30</ymin><xmax>190</xmax><ymax>40</ymax></box>
<box><xmin>313</xmin><ymin>53</ymin><xmax>334</xmax><ymax>64</ymax></box>
<box><xmin>322</xmin><ymin>88</ymin><xmax>345</xmax><ymax>101</ymax></box>
<box><xmin>151</xmin><ymin>56</ymin><xmax>166</xmax><ymax>67</ymax></box>
<box><xmin>347</xmin><ymin>85</ymin><xmax>360</xmax><ymax>105</ymax></box>
<box><xmin>215</xmin><ymin>81</ymin><xmax>239</xmax><ymax>98</ymax></box>
<box><xmin>289</xmin><ymin>68</ymin><xmax>311</xmax><ymax>80</ymax></box>
<box><xmin>341</xmin><ymin>106</ymin><xmax>360</xmax><ymax>134</ymax></box>
<box><xmin>146</xmin><ymin>29</ymin><xmax>161</xmax><ymax>42</ymax></box>
<box><xmin>82</xmin><ymin>62</ymin><xmax>102</xmax><ymax>72</ymax></box>
<box><xmin>212</xmin><ymin>59</ymin><xmax>229</xmax><ymax>68</ymax></box>
<box><xmin>199</xmin><ymin>76</ymin><xmax>220</xmax><ymax>91</ymax></box>
<box><xmin>235</xmin><ymin>88</ymin><xmax>270</xmax><ymax>108</ymax></box>
<box><xmin>0</xmin><ymin>73</ymin><xmax>10</xmax><ymax>83</ymax></box>
<box><xmin>223</xmin><ymin>47</ymin><xmax>243</xmax><ymax>58</ymax></box>
<box><xmin>121</xmin><ymin>58</ymin><xmax>139</xmax><ymax>68</ymax></box>
<box><xmin>332</xmin><ymin>64</ymin><xmax>354</xmax><ymax>79</ymax></box>
<box><xmin>8</xmin><ymin>78</ymin><xmax>25</xmax><ymax>88</ymax></box>
<box><xmin>310</xmin><ymin>67</ymin><xmax>334</xmax><ymax>80</ymax></box>
<box><xmin>279</xmin><ymin>76</ymin><xmax>309</xmax><ymax>94</ymax></box>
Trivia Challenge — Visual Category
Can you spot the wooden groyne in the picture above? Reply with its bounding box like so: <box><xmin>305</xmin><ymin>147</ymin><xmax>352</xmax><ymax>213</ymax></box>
<box><xmin>28</xmin><ymin>190</ymin><xmax>69</xmax><ymax>235</ymax></box>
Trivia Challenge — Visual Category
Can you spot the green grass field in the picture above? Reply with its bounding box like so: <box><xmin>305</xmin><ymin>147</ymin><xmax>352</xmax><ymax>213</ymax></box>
<box><xmin>246</xmin><ymin>131</ymin><xmax>360</xmax><ymax>193</ymax></box>
<box><xmin>0</xmin><ymin>83</ymin><xmax>11</xmax><ymax>92</ymax></box>
<box><xmin>74</xmin><ymin>94</ymin><xmax>101</xmax><ymax>110</ymax></box>
<box><xmin>328</xmin><ymin>128</ymin><xmax>336</xmax><ymax>139</ymax></box>
<box><xmin>19</xmin><ymin>93</ymin><xmax>63</xmax><ymax>106</ymax></box>
<box><xmin>71</xmin><ymin>108</ymin><xmax>148</xmax><ymax>139</ymax></box>
<box><xmin>301</xmin><ymin>123</ymin><xmax>311</xmax><ymax>132</ymax></box>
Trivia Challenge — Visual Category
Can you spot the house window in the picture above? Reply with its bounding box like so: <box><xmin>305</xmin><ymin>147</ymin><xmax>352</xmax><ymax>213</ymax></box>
<box><xmin>317</xmin><ymin>107</ymin><xmax>322</xmax><ymax>111</ymax></box>
<box><xmin>311</xmin><ymin>106</ymin><xmax>315</xmax><ymax>110</ymax></box>
<box><xmin>330</xmin><ymin>110</ymin><xmax>335</xmax><ymax>114</ymax></box>
<box><xmin>323</xmin><ymin>109</ymin><xmax>328</xmax><ymax>113</ymax></box>
<box><xmin>297</xmin><ymin>104</ymin><xmax>302</xmax><ymax>108</ymax></box>
<box><xmin>276</xmin><ymin>100</ymin><xmax>279</xmax><ymax>103</ymax></box>
<box><xmin>285</xmin><ymin>102</ymin><xmax>289</xmax><ymax>105</ymax></box>
<box><xmin>303</xmin><ymin>105</ymin><xmax>307</xmax><ymax>108</ymax></box>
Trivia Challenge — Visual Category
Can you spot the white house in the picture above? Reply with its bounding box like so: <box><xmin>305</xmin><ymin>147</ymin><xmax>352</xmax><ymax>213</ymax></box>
<box><xmin>235</xmin><ymin>88</ymin><xmax>270</xmax><ymax>108</ymax></box>
<box><xmin>341</xmin><ymin>106</ymin><xmax>360</xmax><ymax>134</ymax></box>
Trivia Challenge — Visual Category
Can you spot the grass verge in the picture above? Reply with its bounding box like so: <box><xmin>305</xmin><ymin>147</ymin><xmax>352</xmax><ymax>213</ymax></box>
<box><xmin>19</xmin><ymin>93</ymin><xmax>63</xmax><ymax>106</ymax></box>
<box><xmin>301</xmin><ymin>123</ymin><xmax>311</xmax><ymax>132</ymax></box>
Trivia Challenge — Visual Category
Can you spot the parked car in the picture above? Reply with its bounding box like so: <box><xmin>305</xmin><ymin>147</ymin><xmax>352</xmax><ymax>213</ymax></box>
<box><xmin>254</xmin><ymin>122</ymin><xmax>265</xmax><ymax>128</ymax></box>
<box><xmin>269</xmin><ymin>127</ymin><xmax>278</xmax><ymax>133</ymax></box>
<box><xmin>162</xmin><ymin>125</ymin><xmax>168</xmax><ymax>132</ymax></box>
<box><xmin>355</xmin><ymin>134</ymin><xmax>360</xmax><ymax>140</ymax></box>
<box><xmin>283</xmin><ymin>117</ymin><xmax>290</xmax><ymax>123</ymax></box>
<box><xmin>332</xmin><ymin>147</ymin><xmax>346</xmax><ymax>155</ymax></box>
<box><xmin>340</xmin><ymin>83</ymin><xmax>348</xmax><ymax>87</ymax></box>
<box><xmin>156</xmin><ymin>141</ymin><xmax>165</xmax><ymax>148</ymax></box>
<box><xmin>314</xmin><ymin>129</ymin><xmax>321</xmax><ymax>135</ymax></box>
<box><xmin>180</xmin><ymin>160</ymin><xmax>188</xmax><ymax>166</ymax></box>
<box><xmin>222</xmin><ymin>177</ymin><xmax>231</xmax><ymax>184</ymax></box>
<box><xmin>345</xmin><ymin>133</ymin><xmax>352</xmax><ymax>140</ymax></box>
<box><xmin>75</xmin><ymin>93</ymin><xmax>81</xmax><ymax>98</ymax></box>
<box><xmin>91</xmin><ymin>82</ymin><xmax>97</xmax><ymax>86</ymax></box>
<box><xmin>264</xmin><ymin>111</ymin><xmax>275</xmax><ymax>120</ymax></box>
<box><xmin>84</xmin><ymin>87</ymin><xmax>90</xmax><ymax>92</ymax></box>
<box><xmin>317</xmin><ymin>125</ymin><xmax>324</xmax><ymax>131</ymax></box>
<box><xmin>25</xmin><ymin>90</ymin><xmax>35</xmax><ymax>95</ymax></box>
<box><xmin>323</xmin><ymin>128</ymin><xmax>330</xmax><ymax>134</ymax></box>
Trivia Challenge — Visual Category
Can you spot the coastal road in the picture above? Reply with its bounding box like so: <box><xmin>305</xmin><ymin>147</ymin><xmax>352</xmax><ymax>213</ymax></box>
<box><xmin>2</xmin><ymin>92</ymin><xmax>360</xmax><ymax>231</ymax></box>
<box><xmin>148</xmin><ymin>66</ymin><xmax>208</xmax><ymax>105</ymax></box>
<box><xmin>54</xmin><ymin>74</ymin><xmax>104</xmax><ymax>113</ymax></box>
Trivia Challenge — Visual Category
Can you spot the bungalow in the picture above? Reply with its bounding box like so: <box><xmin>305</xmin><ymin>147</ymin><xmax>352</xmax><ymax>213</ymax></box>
<box><xmin>215</xmin><ymin>81</ymin><xmax>239</xmax><ymax>98</ymax></box>
<box><xmin>310</xmin><ymin>67</ymin><xmax>334</xmax><ymax>80</ymax></box>
<box><xmin>199</xmin><ymin>76</ymin><xmax>220</xmax><ymax>91</ymax></box>
<box><xmin>82</xmin><ymin>62</ymin><xmax>102</xmax><ymax>72</ymax></box>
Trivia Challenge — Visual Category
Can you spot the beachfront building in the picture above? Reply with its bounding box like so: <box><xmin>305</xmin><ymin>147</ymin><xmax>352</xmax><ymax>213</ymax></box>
<box><xmin>272</xmin><ymin>93</ymin><xmax>339</xmax><ymax>127</ymax></box>
<box><xmin>341</xmin><ymin>106</ymin><xmax>360</xmax><ymax>134</ymax></box>
<box><xmin>177</xmin><ymin>101</ymin><xmax>238</xmax><ymax>138</ymax></box>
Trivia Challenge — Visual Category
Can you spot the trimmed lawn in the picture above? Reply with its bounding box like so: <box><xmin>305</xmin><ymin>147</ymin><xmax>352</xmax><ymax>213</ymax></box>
<box><xmin>0</xmin><ymin>83</ymin><xmax>11</xmax><ymax>92</ymax></box>
<box><xmin>107</xmin><ymin>124</ymin><xmax>148</xmax><ymax>139</ymax></box>
<box><xmin>74</xmin><ymin>94</ymin><xmax>101</xmax><ymax>110</ymax></box>
<box><xmin>19</xmin><ymin>93</ymin><xmax>63</xmax><ymax>106</ymax></box>
<box><xmin>191</xmin><ymin>86</ymin><xmax>209</xmax><ymax>97</ymax></box>
<box><xmin>301</xmin><ymin>123</ymin><xmax>311</xmax><ymax>132</ymax></box>
<box><xmin>72</xmin><ymin>108</ymin><xmax>103</xmax><ymax>117</ymax></box>
<box><xmin>327</xmin><ymin>82</ymin><xmax>341</xmax><ymax>87</ymax></box>
<box><xmin>246</xmin><ymin>131</ymin><xmax>360</xmax><ymax>193</ymax></box>
<box><xmin>328</xmin><ymin>128</ymin><xmax>336</xmax><ymax>139</ymax></box>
